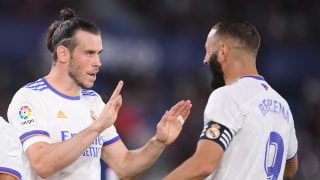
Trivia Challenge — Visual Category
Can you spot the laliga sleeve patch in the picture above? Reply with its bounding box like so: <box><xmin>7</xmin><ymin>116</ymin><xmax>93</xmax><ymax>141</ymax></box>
<box><xmin>200</xmin><ymin>121</ymin><xmax>233</xmax><ymax>151</ymax></box>
<box><xmin>18</xmin><ymin>103</ymin><xmax>37</xmax><ymax>128</ymax></box>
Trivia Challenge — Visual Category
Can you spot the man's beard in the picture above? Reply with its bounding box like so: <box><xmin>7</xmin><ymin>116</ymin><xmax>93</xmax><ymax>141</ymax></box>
<box><xmin>68</xmin><ymin>57</ymin><xmax>91</xmax><ymax>89</ymax></box>
<box><xmin>209</xmin><ymin>53</ymin><xmax>225</xmax><ymax>90</ymax></box>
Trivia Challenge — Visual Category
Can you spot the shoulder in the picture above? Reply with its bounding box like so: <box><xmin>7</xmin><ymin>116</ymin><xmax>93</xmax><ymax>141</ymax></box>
<box><xmin>12</xmin><ymin>79</ymin><xmax>47</xmax><ymax>99</ymax></box>
<box><xmin>23</xmin><ymin>78</ymin><xmax>48</xmax><ymax>92</ymax></box>
<box><xmin>0</xmin><ymin>118</ymin><xmax>19</xmax><ymax>143</ymax></box>
<box><xmin>81</xmin><ymin>89</ymin><xmax>99</xmax><ymax>97</ymax></box>
<box><xmin>211</xmin><ymin>77</ymin><xmax>269</xmax><ymax>103</ymax></box>
<box><xmin>8</xmin><ymin>80</ymin><xmax>45</xmax><ymax>118</ymax></box>
<box><xmin>81</xmin><ymin>89</ymin><xmax>104</xmax><ymax>105</ymax></box>
<box><xmin>208</xmin><ymin>85</ymin><xmax>234</xmax><ymax>104</ymax></box>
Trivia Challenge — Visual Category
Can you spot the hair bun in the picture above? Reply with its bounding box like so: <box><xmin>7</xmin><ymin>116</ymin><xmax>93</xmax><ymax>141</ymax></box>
<box><xmin>60</xmin><ymin>7</ymin><xmax>75</xmax><ymax>21</ymax></box>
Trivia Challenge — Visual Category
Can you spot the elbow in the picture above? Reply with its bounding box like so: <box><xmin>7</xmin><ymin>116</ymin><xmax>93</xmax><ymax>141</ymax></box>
<box><xmin>199</xmin><ymin>163</ymin><xmax>216</xmax><ymax>177</ymax></box>
<box><xmin>191</xmin><ymin>159</ymin><xmax>216</xmax><ymax>178</ymax></box>
<box><xmin>31</xmin><ymin>161</ymin><xmax>54</xmax><ymax>178</ymax></box>
<box><xmin>114</xmin><ymin>168</ymin><xmax>137</xmax><ymax>180</ymax></box>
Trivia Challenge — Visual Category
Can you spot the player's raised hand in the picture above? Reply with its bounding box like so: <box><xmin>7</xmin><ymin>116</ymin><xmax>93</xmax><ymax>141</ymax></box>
<box><xmin>95</xmin><ymin>81</ymin><xmax>123</xmax><ymax>132</ymax></box>
<box><xmin>155</xmin><ymin>100</ymin><xmax>192</xmax><ymax>145</ymax></box>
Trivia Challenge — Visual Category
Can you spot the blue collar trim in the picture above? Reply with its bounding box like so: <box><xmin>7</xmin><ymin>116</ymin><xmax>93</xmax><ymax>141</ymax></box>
<box><xmin>42</xmin><ymin>78</ymin><xmax>80</xmax><ymax>100</ymax></box>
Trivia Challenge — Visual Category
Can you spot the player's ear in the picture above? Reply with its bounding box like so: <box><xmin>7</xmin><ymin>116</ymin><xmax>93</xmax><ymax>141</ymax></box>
<box><xmin>219</xmin><ymin>43</ymin><xmax>229</xmax><ymax>62</ymax></box>
<box><xmin>56</xmin><ymin>45</ymin><xmax>70</xmax><ymax>63</ymax></box>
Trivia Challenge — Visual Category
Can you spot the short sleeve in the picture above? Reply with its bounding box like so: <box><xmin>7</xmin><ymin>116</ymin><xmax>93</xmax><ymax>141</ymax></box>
<box><xmin>203</xmin><ymin>88</ymin><xmax>244</xmax><ymax>134</ymax></box>
<box><xmin>287</xmin><ymin>114</ymin><xmax>298</xmax><ymax>160</ymax></box>
<box><xmin>0</xmin><ymin>118</ymin><xmax>23</xmax><ymax>179</ymax></box>
<box><xmin>7</xmin><ymin>88</ymin><xmax>51</xmax><ymax>151</ymax></box>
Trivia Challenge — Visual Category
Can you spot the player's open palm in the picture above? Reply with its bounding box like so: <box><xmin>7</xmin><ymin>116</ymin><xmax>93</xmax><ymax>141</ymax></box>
<box><xmin>97</xmin><ymin>81</ymin><xmax>123</xmax><ymax>131</ymax></box>
<box><xmin>156</xmin><ymin>100</ymin><xmax>192</xmax><ymax>145</ymax></box>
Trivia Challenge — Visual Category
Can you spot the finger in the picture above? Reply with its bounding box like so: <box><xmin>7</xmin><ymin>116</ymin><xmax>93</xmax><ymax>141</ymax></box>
<box><xmin>109</xmin><ymin>80</ymin><xmax>124</xmax><ymax>100</ymax></box>
<box><xmin>157</xmin><ymin>110</ymin><xmax>169</xmax><ymax>129</ymax></box>
<box><xmin>180</xmin><ymin>101</ymin><xmax>192</xmax><ymax>120</ymax></box>
<box><xmin>181</xmin><ymin>108</ymin><xmax>191</xmax><ymax>122</ymax></box>
<box><xmin>167</xmin><ymin>100</ymin><xmax>185</xmax><ymax>116</ymax></box>
<box><xmin>171</xmin><ymin>100</ymin><xmax>191</xmax><ymax>117</ymax></box>
<box><xmin>114</xmin><ymin>95</ymin><xmax>123</xmax><ymax>112</ymax></box>
<box><xmin>177</xmin><ymin>115</ymin><xmax>185</xmax><ymax>125</ymax></box>
<box><xmin>174</xmin><ymin>102</ymin><xmax>191</xmax><ymax>126</ymax></box>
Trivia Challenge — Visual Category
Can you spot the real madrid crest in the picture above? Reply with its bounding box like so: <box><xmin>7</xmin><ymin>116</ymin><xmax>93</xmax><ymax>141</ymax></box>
<box><xmin>90</xmin><ymin>110</ymin><xmax>98</xmax><ymax>121</ymax></box>
<box><xmin>205</xmin><ymin>123</ymin><xmax>221</xmax><ymax>139</ymax></box>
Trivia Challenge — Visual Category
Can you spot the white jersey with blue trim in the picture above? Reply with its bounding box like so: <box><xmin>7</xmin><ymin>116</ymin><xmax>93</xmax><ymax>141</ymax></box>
<box><xmin>0</xmin><ymin>116</ymin><xmax>23</xmax><ymax>180</ymax></box>
<box><xmin>201</xmin><ymin>76</ymin><xmax>298</xmax><ymax>180</ymax></box>
<box><xmin>7</xmin><ymin>78</ymin><xmax>120</xmax><ymax>180</ymax></box>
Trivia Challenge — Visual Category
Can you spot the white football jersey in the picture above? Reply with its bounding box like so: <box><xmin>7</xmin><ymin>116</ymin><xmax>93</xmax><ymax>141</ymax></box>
<box><xmin>8</xmin><ymin>78</ymin><xmax>120</xmax><ymax>180</ymax></box>
<box><xmin>200</xmin><ymin>76</ymin><xmax>298</xmax><ymax>180</ymax></box>
<box><xmin>0</xmin><ymin>116</ymin><xmax>23</xmax><ymax>180</ymax></box>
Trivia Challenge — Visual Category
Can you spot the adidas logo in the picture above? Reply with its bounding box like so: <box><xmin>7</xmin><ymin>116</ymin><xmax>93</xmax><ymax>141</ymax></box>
<box><xmin>57</xmin><ymin>110</ymin><xmax>67</xmax><ymax>119</ymax></box>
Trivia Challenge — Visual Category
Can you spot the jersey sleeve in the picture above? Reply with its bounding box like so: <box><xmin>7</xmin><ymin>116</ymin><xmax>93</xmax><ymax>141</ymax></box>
<box><xmin>7</xmin><ymin>88</ymin><xmax>51</xmax><ymax>152</ymax></box>
<box><xmin>94</xmin><ymin>94</ymin><xmax>120</xmax><ymax>147</ymax></box>
<box><xmin>205</xmin><ymin>88</ymin><xmax>243</xmax><ymax>134</ymax></box>
<box><xmin>200</xmin><ymin>88</ymin><xmax>244</xmax><ymax>150</ymax></box>
<box><xmin>0</xmin><ymin>119</ymin><xmax>23</xmax><ymax>180</ymax></box>
<box><xmin>287</xmin><ymin>112</ymin><xmax>298</xmax><ymax>160</ymax></box>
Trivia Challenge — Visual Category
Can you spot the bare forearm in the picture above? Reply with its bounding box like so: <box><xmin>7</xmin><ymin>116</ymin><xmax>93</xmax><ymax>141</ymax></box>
<box><xmin>28</xmin><ymin>123</ymin><xmax>102</xmax><ymax>177</ymax></box>
<box><xmin>118</xmin><ymin>136</ymin><xmax>166</xmax><ymax>178</ymax></box>
<box><xmin>165</xmin><ymin>156</ymin><xmax>212</xmax><ymax>180</ymax></box>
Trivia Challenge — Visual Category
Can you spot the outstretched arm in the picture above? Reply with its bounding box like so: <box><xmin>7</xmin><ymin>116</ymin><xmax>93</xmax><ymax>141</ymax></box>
<box><xmin>25</xmin><ymin>81</ymin><xmax>124</xmax><ymax>178</ymax></box>
<box><xmin>164</xmin><ymin>140</ymin><xmax>224</xmax><ymax>180</ymax></box>
<box><xmin>102</xmin><ymin>100</ymin><xmax>192</xmax><ymax>179</ymax></box>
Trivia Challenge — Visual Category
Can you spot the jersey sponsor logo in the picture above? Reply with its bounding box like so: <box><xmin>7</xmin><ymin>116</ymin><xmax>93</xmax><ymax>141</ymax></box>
<box><xmin>205</xmin><ymin>123</ymin><xmax>221</xmax><ymax>139</ymax></box>
<box><xmin>19</xmin><ymin>103</ymin><xmax>36</xmax><ymax>126</ymax></box>
<box><xmin>56</xmin><ymin>110</ymin><xmax>67</xmax><ymax>119</ymax></box>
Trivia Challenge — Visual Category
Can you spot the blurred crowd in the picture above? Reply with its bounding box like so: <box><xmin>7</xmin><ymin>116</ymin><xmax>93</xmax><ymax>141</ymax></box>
<box><xmin>0</xmin><ymin>0</ymin><xmax>319</xmax><ymax>179</ymax></box>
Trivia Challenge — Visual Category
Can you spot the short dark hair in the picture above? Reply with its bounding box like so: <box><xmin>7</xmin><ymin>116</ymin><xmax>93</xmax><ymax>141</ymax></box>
<box><xmin>213</xmin><ymin>20</ymin><xmax>260</xmax><ymax>55</ymax></box>
<box><xmin>46</xmin><ymin>8</ymin><xmax>100</xmax><ymax>61</ymax></box>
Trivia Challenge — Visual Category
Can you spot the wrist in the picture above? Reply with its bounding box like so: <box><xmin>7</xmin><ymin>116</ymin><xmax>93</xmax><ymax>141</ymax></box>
<box><xmin>152</xmin><ymin>136</ymin><xmax>167</xmax><ymax>148</ymax></box>
<box><xmin>90</xmin><ymin>120</ymin><xmax>105</xmax><ymax>134</ymax></box>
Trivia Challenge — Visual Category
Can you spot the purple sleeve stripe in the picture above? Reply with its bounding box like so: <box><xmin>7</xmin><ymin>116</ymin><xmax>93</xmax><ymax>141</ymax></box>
<box><xmin>103</xmin><ymin>136</ymin><xmax>120</xmax><ymax>147</ymax></box>
<box><xmin>19</xmin><ymin>130</ymin><xmax>50</xmax><ymax>143</ymax></box>
<box><xmin>0</xmin><ymin>167</ymin><xmax>22</xmax><ymax>179</ymax></box>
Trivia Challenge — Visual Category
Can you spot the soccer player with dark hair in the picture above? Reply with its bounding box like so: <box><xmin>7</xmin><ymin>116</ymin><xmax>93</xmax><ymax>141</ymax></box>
<box><xmin>8</xmin><ymin>8</ymin><xmax>192</xmax><ymax>180</ymax></box>
<box><xmin>165</xmin><ymin>20</ymin><xmax>298</xmax><ymax>180</ymax></box>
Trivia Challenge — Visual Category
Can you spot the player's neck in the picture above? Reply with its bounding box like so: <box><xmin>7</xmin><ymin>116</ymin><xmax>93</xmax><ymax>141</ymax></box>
<box><xmin>224</xmin><ymin>66</ymin><xmax>259</xmax><ymax>85</ymax></box>
<box><xmin>45</xmin><ymin>69</ymin><xmax>81</xmax><ymax>97</ymax></box>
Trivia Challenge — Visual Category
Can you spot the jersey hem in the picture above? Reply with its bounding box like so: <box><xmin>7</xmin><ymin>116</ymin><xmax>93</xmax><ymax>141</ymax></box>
<box><xmin>19</xmin><ymin>130</ymin><xmax>50</xmax><ymax>144</ymax></box>
<box><xmin>103</xmin><ymin>136</ymin><xmax>120</xmax><ymax>147</ymax></box>
<box><xmin>0</xmin><ymin>167</ymin><xmax>21</xmax><ymax>179</ymax></box>
<box><xmin>287</xmin><ymin>152</ymin><xmax>297</xmax><ymax>161</ymax></box>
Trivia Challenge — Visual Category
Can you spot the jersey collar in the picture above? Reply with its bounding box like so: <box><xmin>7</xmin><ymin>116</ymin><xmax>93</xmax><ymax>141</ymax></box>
<box><xmin>42</xmin><ymin>78</ymin><xmax>81</xmax><ymax>100</ymax></box>
<box><xmin>240</xmin><ymin>75</ymin><xmax>265</xmax><ymax>81</ymax></box>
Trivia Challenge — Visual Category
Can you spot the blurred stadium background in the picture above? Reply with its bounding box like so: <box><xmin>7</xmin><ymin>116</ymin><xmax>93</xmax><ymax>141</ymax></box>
<box><xmin>0</xmin><ymin>0</ymin><xmax>319</xmax><ymax>179</ymax></box>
